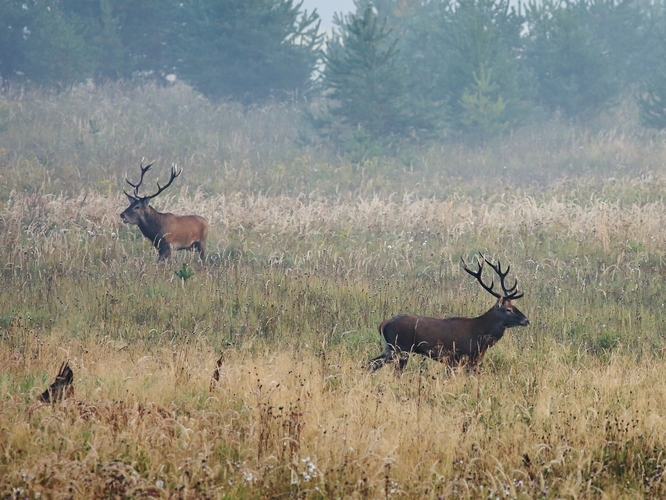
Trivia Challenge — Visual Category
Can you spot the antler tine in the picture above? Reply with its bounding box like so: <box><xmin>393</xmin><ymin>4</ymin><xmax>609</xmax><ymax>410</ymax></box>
<box><xmin>144</xmin><ymin>163</ymin><xmax>182</xmax><ymax>200</ymax></box>
<box><xmin>483</xmin><ymin>256</ymin><xmax>523</xmax><ymax>300</ymax></box>
<box><xmin>484</xmin><ymin>257</ymin><xmax>514</xmax><ymax>292</ymax></box>
<box><xmin>124</xmin><ymin>159</ymin><xmax>155</xmax><ymax>198</ymax></box>
<box><xmin>460</xmin><ymin>256</ymin><xmax>501</xmax><ymax>299</ymax></box>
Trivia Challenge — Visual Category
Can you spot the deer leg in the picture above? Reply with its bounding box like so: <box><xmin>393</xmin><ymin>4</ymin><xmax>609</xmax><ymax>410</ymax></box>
<box><xmin>368</xmin><ymin>350</ymin><xmax>392</xmax><ymax>371</ymax></box>
<box><xmin>194</xmin><ymin>242</ymin><xmax>206</xmax><ymax>262</ymax></box>
<box><xmin>469</xmin><ymin>355</ymin><xmax>484</xmax><ymax>375</ymax></box>
<box><xmin>369</xmin><ymin>341</ymin><xmax>406</xmax><ymax>371</ymax></box>
<box><xmin>157</xmin><ymin>243</ymin><xmax>171</xmax><ymax>262</ymax></box>
<box><xmin>468</xmin><ymin>348</ymin><xmax>487</xmax><ymax>374</ymax></box>
<box><xmin>396</xmin><ymin>352</ymin><xmax>409</xmax><ymax>370</ymax></box>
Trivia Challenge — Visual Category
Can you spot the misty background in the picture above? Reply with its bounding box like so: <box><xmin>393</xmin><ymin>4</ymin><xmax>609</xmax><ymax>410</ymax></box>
<box><xmin>1</xmin><ymin>0</ymin><xmax>666</xmax><ymax>156</ymax></box>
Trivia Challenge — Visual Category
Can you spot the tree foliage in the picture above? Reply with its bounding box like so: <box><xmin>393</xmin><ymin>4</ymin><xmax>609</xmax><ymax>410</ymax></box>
<box><xmin>637</xmin><ymin>1</ymin><xmax>666</xmax><ymax>129</ymax></box>
<box><xmin>319</xmin><ymin>4</ymin><xmax>439</xmax><ymax>142</ymax></box>
<box><xmin>1</xmin><ymin>0</ymin><xmax>665</xmax><ymax>140</ymax></box>
<box><xmin>432</xmin><ymin>0</ymin><xmax>529</xmax><ymax>127</ymax></box>
<box><xmin>0</xmin><ymin>0</ymin><xmax>322</xmax><ymax>103</ymax></box>
<box><xmin>173</xmin><ymin>0</ymin><xmax>323</xmax><ymax>103</ymax></box>
<box><xmin>639</xmin><ymin>70</ymin><xmax>666</xmax><ymax>129</ymax></box>
<box><xmin>0</xmin><ymin>1</ymin><xmax>93</xmax><ymax>87</ymax></box>
<box><xmin>525</xmin><ymin>0</ymin><xmax>610</xmax><ymax>117</ymax></box>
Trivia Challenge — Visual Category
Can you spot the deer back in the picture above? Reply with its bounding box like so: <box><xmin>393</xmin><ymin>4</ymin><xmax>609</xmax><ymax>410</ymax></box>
<box><xmin>371</xmin><ymin>255</ymin><xmax>529</xmax><ymax>371</ymax></box>
<box><xmin>379</xmin><ymin>299</ymin><xmax>528</xmax><ymax>363</ymax></box>
<box><xmin>160</xmin><ymin>212</ymin><xmax>209</xmax><ymax>249</ymax></box>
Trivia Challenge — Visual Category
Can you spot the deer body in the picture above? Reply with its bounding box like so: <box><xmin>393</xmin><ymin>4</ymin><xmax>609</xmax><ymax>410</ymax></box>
<box><xmin>370</xmin><ymin>256</ymin><xmax>529</xmax><ymax>371</ymax></box>
<box><xmin>120</xmin><ymin>161</ymin><xmax>208</xmax><ymax>262</ymax></box>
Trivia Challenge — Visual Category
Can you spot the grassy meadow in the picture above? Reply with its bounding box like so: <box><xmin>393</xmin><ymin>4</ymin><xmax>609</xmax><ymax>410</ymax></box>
<box><xmin>2</xmin><ymin>83</ymin><xmax>666</xmax><ymax>498</ymax></box>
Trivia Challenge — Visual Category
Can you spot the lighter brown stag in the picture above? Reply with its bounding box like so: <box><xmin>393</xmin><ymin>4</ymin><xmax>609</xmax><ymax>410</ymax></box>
<box><xmin>120</xmin><ymin>160</ymin><xmax>208</xmax><ymax>262</ymax></box>
<box><xmin>369</xmin><ymin>255</ymin><xmax>529</xmax><ymax>372</ymax></box>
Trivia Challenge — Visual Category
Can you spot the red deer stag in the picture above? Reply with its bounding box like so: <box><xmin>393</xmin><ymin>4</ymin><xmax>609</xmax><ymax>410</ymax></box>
<box><xmin>369</xmin><ymin>255</ymin><xmax>529</xmax><ymax>372</ymax></box>
<box><xmin>120</xmin><ymin>161</ymin><xmax>208</xmax><ymax>262</ymax></box>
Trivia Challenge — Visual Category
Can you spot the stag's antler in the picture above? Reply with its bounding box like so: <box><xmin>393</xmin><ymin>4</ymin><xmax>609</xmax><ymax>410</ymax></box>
<box><xmin>123</xmin><ymin>161</ymin><xmax>181</xmax><ymax>201</ymax></box>
<box><xmin>461</xmin><ymin>255</ymin><xmax>501</xmax><ymax>298</ymax></box>
<box><xmin>483</xmin><ymin>256</ymin><xmax>523</xmax><ymax>300</ymax></box>
<box><xmin>144</xmin><ymin>164</ymin><xmax>182</xmax><ymax>200</ymax></box>
<box><xmin>461</xmin><ymin>253</ymin><xmax>523</xmax><ymax>300</ymax></box>
<box><xmin>124</xmin><ymin>159</ymin><xmax>154</xmax><ymax>199</ymax></box>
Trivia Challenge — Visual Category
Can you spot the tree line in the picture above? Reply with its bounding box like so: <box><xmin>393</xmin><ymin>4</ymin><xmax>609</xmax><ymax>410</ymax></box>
<box><xmin>1</xmin><ymin>0</ymin><xmax>665</xmax><ymax>142</ymax></box>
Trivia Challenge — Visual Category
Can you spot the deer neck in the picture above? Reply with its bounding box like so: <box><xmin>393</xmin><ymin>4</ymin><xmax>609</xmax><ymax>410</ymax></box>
<box><xmin>137</xmin><ymin>205</ymin><xmax>167</xmax><ymax>243</ymax></box>
<box><xmin>476</xmin><ymin>306</ymin><xmax>509</xmax><ymax>341</ymax></box>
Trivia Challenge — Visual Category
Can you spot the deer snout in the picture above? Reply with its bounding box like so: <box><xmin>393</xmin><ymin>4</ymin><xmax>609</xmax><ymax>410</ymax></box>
<box><xmin>521</xmin><ymin>317</ymin><xmax>530</xmax><ymax>326</ymax></box>
<box><xmin>120</xmin><ymin>213</ymin><xmax>129</xmax><ymax>223</ymax></box>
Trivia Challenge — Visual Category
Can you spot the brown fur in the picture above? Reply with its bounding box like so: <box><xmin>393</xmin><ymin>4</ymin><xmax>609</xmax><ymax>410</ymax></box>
<box><xmin>370</xmin><ymin>256</ymin><xmax>529</xmax><ymax>372</ymax></box>
<box><xmin>370</xmin><ymin>299</ymin><xmax>529</xmax><ymax>371</ymax></box>
<box><xmin>120</xmin><ymin>161</ymin><xmax>208</xmax><ymax>262</ymax></box>
<box><xmin>121</xmin><ymin>203</ymin><xmax>208</xmax><ymax>262</ymax></box>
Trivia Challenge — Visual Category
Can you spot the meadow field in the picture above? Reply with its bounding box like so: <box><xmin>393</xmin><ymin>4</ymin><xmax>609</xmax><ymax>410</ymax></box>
<box><xmin>2</xmin><ymin>83</ymin><xmax>666</xmax><ymax>498</ymax></box>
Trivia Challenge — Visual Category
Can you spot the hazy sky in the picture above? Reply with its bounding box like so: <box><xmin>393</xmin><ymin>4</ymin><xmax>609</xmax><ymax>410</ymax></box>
<box><xmin>301</xmin><ymin>0</ymin><xmax>356</xmax><ymax>31</ymax></box>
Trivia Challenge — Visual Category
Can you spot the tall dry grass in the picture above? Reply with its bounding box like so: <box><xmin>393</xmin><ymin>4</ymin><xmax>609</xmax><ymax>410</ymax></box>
<box><xmin>1</xmin><ymin>181</ymin><xmax>666</xmax><ymax>497</ymax></box>
<box><xmin>3</xmin><ymin>333</ymin><xmax>666</xmax><ymax>498</ymax></box>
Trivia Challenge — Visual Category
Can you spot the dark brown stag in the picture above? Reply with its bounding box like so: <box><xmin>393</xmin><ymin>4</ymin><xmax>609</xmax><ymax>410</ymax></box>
<box><xmin>120</xmin><ymin>161</ymin><xmax>208</xmax><ymax>262</ymax></box>
<box><xmin>369</xmin><ymin>255</ymin><xmax>529</xmax><ymax>372</ymax></box>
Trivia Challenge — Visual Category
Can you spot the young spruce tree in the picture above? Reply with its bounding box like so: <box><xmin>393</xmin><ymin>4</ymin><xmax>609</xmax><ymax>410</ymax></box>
<box><xmin>320</xmin><ymin>4</ymin><xmax>440</xmax><ymax>146</ymax></box>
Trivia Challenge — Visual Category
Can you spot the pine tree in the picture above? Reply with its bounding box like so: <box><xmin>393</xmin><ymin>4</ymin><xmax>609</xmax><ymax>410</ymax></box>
<box><xmin>362</xmin><ymin>0</ymin><xmax>529</xmax><ymax>137</ymax></box>
<box><xmin>637</xmin><ymin>0</ymin><xmax>666</xmax><ymax>129</ymax></box>
<box><xmin>22</xmin><ymin>5</ymin><xmax>94</xmax><ymax>88</ymax></box>
<box><xmin>0</xmin><ymin>1</ymin><xmax>32</xmax><ymax>84</ymax></box>
<box><xmin>460</xmin><ymin>66</ymin><xmax>509</xmax><ymax>139</ymax></box>
<box><xmin>524</xmin><ymin>0</ymin><xmax>622</xmax><ymax>117</ymax></box>
<box><xmin>172</xmin><ymin>0</ymin><xmax>322</xmax><ymax>103</ymax></box>
<box><xmin>319</xmin><ymin>4</ymin><xmax>440</xmax><ymax>144</ymax></box>
<box><xmin>434</xmin><ymin>0</ymin><xmax>530</xmax><ymax>131</ymax></box>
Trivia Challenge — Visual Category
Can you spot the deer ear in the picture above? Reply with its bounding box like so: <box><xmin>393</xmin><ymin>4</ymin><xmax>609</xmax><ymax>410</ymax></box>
<box><xmin>125</xmin><ymin>193</ymin><xmax>136</xmax><ymax>202</ymax></box>
<box><xmin>140</xmin><ymin>198</ymin><xmax>150</xmax><ymax>207</ymax></box>
<box><xmin>496</xmin><ymin>297</ymin><xmax>506</xmax><ymax>307</ymax></box>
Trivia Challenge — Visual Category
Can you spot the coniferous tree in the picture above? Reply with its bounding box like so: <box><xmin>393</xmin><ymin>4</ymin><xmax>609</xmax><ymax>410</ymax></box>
<box><xmin>639</xmin><ymin>70</ymin><xmax>666</xmax><ymax>129</ymax></box>
<box><xmin>524</xmin><ymin>0</ymin><xmax>621</xmax><ymax>117</ymax></box>
<box><xmin>460</xmin><ymin>66</ymin><xmax>510</xmax><ymax>139</ymax></box>
<box><xmin>360</xmin><ymin>0</ymin><xmax>448</xmax><ymax>125</ymax></box>
<box><xmin>61</xmin><ymin>0</ymin><xmax>180</xmax><ymax>80</ymax></box>
<box><xmin>0</xmin><ymin>1</ymin><xmax>33</xmax><ymax>84</ymax></box>
<box><xmin>637</xmin><ymin>1</ymin><xmax>666</xmax><ymax>129</ymax></box>
<box><xmin>365</xmin><ymin>0</ymin><xmax>529</xmax><ymax>137</ymax></box>
<box><xmin>172</xmin><ymin>0</ymin><xmax>322</xmax><ymax>103</ymax></box>
<box><xmin>21</xmin><ymin>5</ymin><xmax>94</xmax><ymax>88</ymax></box>
<box><xmin>587</xmin><ymin>0</ymin><xmax>653</xmax><ymax>86</ymax></box>
<box><xmin>436</xmin><ymin>0</ymin><xmax>530</xmax><ymax>132</ymax></box>
<box><xmin>0</xmin><ymin>1</ymin><xmax>95</xmax><ymax>87</ymax></box>
<box><xmin>112</xmin><ymin>0</ymin><xmax>180</xmax><ymax>79</ymax></box>
<box><xmin>319</xmin><ymin>4</ymin><xmax>441</xmax><ymax>144</ymax></box>
<box><xmin>90</xmin><ymin>0</ymin><xmax>136</xmax><ymax>80</ymax></box>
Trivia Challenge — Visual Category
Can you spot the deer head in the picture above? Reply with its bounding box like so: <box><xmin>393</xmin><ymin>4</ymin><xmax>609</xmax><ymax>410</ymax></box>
<box><xmin>120</xmin><ymin>160</ymin><xmax>181</xmax><ymax>225</ymax></box>
<box><xmin>461</xmin><ymin>253</ymin><xmax>527</xmax><ymax>326</ymax></box>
